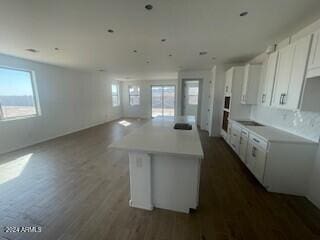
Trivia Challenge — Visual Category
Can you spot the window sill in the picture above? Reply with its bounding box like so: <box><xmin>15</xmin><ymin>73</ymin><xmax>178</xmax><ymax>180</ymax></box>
<box><xmin>0</xmin><ymin>114</ymin><xmax>40</xmax><ymax>122</ymax></box>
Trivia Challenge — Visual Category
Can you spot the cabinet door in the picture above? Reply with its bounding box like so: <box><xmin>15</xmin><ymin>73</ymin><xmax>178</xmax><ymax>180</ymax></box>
<box><xmin>230</xmin><ymin>126</ymin><xmax>241</xmax><ymax>154</ymax></box>
<box><xmin>308</xmin><ymin>30</ymin><xmax>320</xmax><ymax>71</ymax></box>
<box><xmin>253</xmin><ymin>147</ymin><xmax>267</xmax><ymax>183</ymax></box>
<box><xmin>246</xmin><ymin>141</ymin><xmax>256</xmax><ymax>172</ymax></box>
<box><xmin>272</xmin><ymin>45</ymin><xmax>295</xmax><ymax>108</ymax></box>
<box><xmin>260</xmin><ymin>52</ymin><xmax>278</xmax><ymax>106</ymax></box>
<box><xmin>225</xmin><ymin>69</ymin><xmax>233</xmax><ymax>96</ymax></box>
<box><xmin>239</xmin><ymin>132</ymin><xmax>248</xmax><ymax>163</ymax></box>
<box><xmin>247</xmin><ymin>141</ymin><xmax>267</xmax><ymax>183</ymax></box>
<box><xmin>241</xmin><ymin>65</ymin><xmax>250</xmax><ymax>103</ymax></box>
<box><xmin>286</xmin><ymin>35</ymin><xmax>312</xmax><ymax>109</ymax></box>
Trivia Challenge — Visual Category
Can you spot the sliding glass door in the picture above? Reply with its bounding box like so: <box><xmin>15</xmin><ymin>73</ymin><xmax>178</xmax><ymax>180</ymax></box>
<box><xmin>151</xmin><ymin>86</ymin><xmax>175</xmax><ymax>117</ymax></box>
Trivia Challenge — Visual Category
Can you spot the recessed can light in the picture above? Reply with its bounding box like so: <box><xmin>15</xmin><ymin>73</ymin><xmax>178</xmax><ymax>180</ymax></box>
<box><xmin>25</xmin><ymin>48</ymin><xmax>39</xmax><ymax>53</ymax></box>
<box><xmin>107</xmin><ymin>29</ymin><xmax>114</xmax><ymax>33</ymax></box>
<box><xmin>145</xmin><ymin>4</ymin><xmax>153</xmax><ymax>10</ymax></box>
<box><xmin>199</xmin><ymin>51</ymin><xmax>208</xmax><ymax>55</ymax></box>
<box><xmin>240</xmin><ymin>11</ymin><xmax>248</xmax><ymax>17</ymax></box>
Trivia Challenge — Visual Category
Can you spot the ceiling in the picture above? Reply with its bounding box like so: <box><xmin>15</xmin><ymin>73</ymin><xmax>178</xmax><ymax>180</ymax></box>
<box><xmin>1</xmin><ymin>0</ymin><xmax>320</xmax><ymax>80</ymax></box>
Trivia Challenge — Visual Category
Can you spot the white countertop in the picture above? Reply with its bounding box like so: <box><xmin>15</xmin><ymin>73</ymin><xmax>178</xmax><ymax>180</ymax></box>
<box><xmin>231</xmin><ymin>119</ymin><xmax>317</xmax><ymax>144</ymax></box>
<box><xmin>109</xmin><ymin>116</ymin><xmax>204</xmax><ymax>158</ymax></box>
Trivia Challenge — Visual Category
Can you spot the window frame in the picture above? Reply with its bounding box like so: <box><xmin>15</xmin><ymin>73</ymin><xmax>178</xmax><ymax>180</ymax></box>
<box><xmin>128</xmin><ymin>85</ymin><xmax>140</xmax><ymax>106</ymax></box>
<box><xmin>111</xmin><ymin>84</ymin><xmax>120</xmax><ymax>107</ymax></box>
<box><xmin>187</xmin><ymin>86</ymin><xmax>199</xmax><ymax>105</ymax></box>
<box><xmin>0</xmin><ymin>66</ymin><xmax>41</xmax><ymax>121</ymax></box>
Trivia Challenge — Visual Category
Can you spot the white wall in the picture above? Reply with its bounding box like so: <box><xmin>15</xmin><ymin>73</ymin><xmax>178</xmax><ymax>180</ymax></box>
<box><xmin>0</xmin><ymin>54</ymin><xmax>122</xmax><ymax>154</ymax></box>
<box><xmin>121</xmin><ymin>79</ymin><xmax>178</xmax><ymax>119</ymax></box>
<box><xmin>177</xmin><ymin>70</ymin><xmax>213</xmax><ymax>131</ymax></box>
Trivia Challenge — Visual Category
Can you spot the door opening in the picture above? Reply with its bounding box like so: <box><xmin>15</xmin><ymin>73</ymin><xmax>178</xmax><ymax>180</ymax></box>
<box><xmin>151</xmin><ymin>85</ymin><xmax>175</xmax><ymax>117</ymax></box>
<box><xmin>182</xmin><ymin>80</ymin><xmax>200</xmax><ymax>120</ymax></box>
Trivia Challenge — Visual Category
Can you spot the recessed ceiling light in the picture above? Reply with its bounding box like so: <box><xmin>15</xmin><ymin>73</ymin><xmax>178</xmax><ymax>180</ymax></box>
<box><xmin>161</xmin><ymin>39</ymin><xmax>166</xmax><ymax>42</ymax></box>
<box><xmin>240</xmin><ymin>11</ymin><xmax>248</xmax><ymax>17</ymax></box>
<box><xmin>107</xmin><ymin>29</ymin><xmax>114</xmax><ymax>33</ymax></box>
<box><xmin>145</xmin><ymin>4</ymin><xmax>153</xmax><ymax>10</ymax></box>
<box><xmin>199</xmin><ymin>51</ymin><xmax>208</xmax><ymax>56</ymax></box>
<box><xmin>25</xmin><ymin>48</ymin><xmax>39</xmax><ymax>53</ymax></box>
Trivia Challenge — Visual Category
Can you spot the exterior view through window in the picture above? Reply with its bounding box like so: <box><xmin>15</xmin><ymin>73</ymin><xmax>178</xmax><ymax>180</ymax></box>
<box><xmin>129</xmin><ymin>86</ymin><xmax>140</xmax><ymax>106</ymax></box>
<box><xmin>0</xmin><ymin>67</ymin><xmax>39</xmax><ymax>120</ymax></box>
<box><xmin>112</xmin><ymin>84</ymin><xmax>120</xmax><ymax>106</ymax></box>
<box><xmin>151</xmin><ymin>86</ymin><xmax>175</xmax><ymax>117</ymax></box>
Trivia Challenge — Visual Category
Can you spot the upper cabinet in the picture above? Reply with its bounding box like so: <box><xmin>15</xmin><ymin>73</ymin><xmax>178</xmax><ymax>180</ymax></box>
<box><xmin>307</xmin><ymin>29</ymin><xmax>320</xmax><ymax>78</ymax></box>
<box><xmin>271</xmin><ymin>34</ymin><xmax>312</xmax><ymax>109</ymax></box>
<box><xmin>241</xmin><ymin>64</ymin><xmax>262</xmax><ymax>104</ymax></box>
<box><xmin>224</xmin><ymin>69</ymin><xmax>233</xmax><ymax>96</ymax></box>
<box><xmin>258</xmin><ymin>52</ymin><xmax>278</xmax><ymax>106</ymax></box>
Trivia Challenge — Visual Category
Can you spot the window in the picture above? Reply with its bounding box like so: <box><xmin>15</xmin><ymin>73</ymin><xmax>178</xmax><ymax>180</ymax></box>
<box><xmin>112</xmin><ymin>84</ymin><xmax>120</xmax><ymax>107</ymax></box>
<box><xmin>188</xmin><ymin>86</ymin><xmax>199</xmax><ymax>105</ymax></box>
<box><xmin>129</xmin><ymin>86</ymin><xmax>140</xmax><ymax>106</ymax></box>
<box><xmin>0</xmin><ymin>67</ymin><xmax>39</xmax><ymax>120</ymax></box>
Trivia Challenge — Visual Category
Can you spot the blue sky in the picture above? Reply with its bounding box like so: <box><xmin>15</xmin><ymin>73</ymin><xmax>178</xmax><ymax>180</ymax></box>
<box><xmin>0</xmin><ymin>68</ymin><xmax>33</xmax><ymax>96</ymax></box>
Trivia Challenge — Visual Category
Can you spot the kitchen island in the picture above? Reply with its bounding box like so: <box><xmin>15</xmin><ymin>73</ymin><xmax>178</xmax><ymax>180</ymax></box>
<box><xmin>110</xmin><ymin>116</ymin><xmax>204</xmax><ymax>213</ymax></box>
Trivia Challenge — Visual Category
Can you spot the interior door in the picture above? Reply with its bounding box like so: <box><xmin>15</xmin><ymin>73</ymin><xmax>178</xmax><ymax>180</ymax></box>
<box><xmin>183</xmin><ymin>81</ymin><xmax>199</xmax><ymax>117</ymax></box>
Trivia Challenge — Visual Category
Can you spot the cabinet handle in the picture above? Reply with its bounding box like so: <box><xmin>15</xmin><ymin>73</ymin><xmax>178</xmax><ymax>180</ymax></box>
<box><xmin>262</xmin><ymin>94</ymin><xmax>266</xmax><ymax>103</ymax></box>
<box><xmin>282</xmin><ymin>94</ymin><xmax>287</xmax><ymax>105</ymax></box>
<box><xmin>279</xmin><ymin>94</ymin><xmax>284</xmax><ymax>104</ymax></box>
<box><xmin>252</xmin><ymin>146</ymin><xmax>257</xmax><ymax>158</ymax></box>
<box><xmin>253</xmin><ymin>138</ymin><xmax>260</xmax><ymax>143</ymax></box>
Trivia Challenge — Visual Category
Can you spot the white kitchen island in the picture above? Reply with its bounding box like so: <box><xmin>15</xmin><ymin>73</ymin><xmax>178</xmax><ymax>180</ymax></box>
<box><xmin>110</xmin><ymin>116</ymin><xmax>204</xmax><ymax>213</ymax></box>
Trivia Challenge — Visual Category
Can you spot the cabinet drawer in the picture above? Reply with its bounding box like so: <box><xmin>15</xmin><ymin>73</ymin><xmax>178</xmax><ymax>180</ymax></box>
<box><xmin>241</xmin><ymin>129</ymin><xmax>249</xmax><ymax>137</ymax></box>
<box><xmin>249</xmin><ymin>134</ymin><xmax>268</xmax><ymax>150</ymax></box>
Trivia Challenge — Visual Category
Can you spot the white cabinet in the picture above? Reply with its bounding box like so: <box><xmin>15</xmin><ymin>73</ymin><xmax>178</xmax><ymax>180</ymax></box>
<box><xmin>224</xmin><ymin>69</ymin><xmax>233</xmax><ymax>96</ymax></box>
<box><xmin>246</xmin><ymin>135</ymin><xmax>267</xmax><ymax>184</ymax></box>
<box><xmin>225</xmin><ymin>120</ymin><xmax>317</xmax><ymax>196</ymax></box>
<box><xmin>307</xmin><ymin>29</ymin><xmax>320</xmax><ymax>78</ymax></box>
<box><xmin>230</xmin><ymin>124</ymin><xmax>241</xmax><ymax>154</ymax></box>
<box><xmin>258</xmin><ymin>51</ymin><xmax>278</xmax><ymax>106</ymax></box>
<box><xmin>241</xmin><ymin>64</ymin><xmax>262</xmax><ymax>104</ymax></box>
<box><xmin>272</xmin><ymin>44</ymin><xmax>295</xmax><ymax>108</ymax></box>
<box><xmin>272</xmin><ymin>35</ymin><xmax>312</xmax><ymax>109</ymax></box>
<box><xmin>239</xmin><ymin>129</ymin><xmax>249</xmax><ymax>163</ymax></box>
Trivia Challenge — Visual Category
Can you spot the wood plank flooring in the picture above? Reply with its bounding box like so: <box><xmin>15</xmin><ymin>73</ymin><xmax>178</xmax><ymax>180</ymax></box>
<box><xmin>0</xmin><ymin>118</ymin><xmax>320</xmax><ymax>240</ymax></box>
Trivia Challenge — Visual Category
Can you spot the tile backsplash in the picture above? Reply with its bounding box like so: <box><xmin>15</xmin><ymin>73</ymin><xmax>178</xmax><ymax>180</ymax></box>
<box><xmin>251</xmin><ymin>106</ymin><xmax>320</xmax><ymax>142</ymax></box>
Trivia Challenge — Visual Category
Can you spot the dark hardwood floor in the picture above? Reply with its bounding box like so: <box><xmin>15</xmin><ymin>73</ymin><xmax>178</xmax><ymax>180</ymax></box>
<box><xmin>0</xmin><ymin>118</ymin><xmax>320</xmax><ymax>240</ymax></box>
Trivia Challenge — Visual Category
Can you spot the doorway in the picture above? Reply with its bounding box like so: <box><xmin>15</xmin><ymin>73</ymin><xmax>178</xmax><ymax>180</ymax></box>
<box><xmin>182</xmin><ymin>80</ymin><xmax>200</xmax><ymax>120</ymax></box>
<box><xmin>151</xmin><ymin>85</ymin><xmax>175</xmax><ymax>117</ymax></box>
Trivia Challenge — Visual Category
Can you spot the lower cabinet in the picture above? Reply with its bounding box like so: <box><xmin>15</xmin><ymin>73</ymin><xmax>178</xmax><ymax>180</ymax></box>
<box><xmin>230</xmin><ymin>125</ymin><xmax>241</xmax><ymax>154</ymax></box>
<box><xmin>246</xmin><ymin>136</ymin><xmax>267</xmax><ymax>183</ymax></box>
<box><xmin>239</xmin><ymin>130</ymin><xmax>249</xmax><ymax>163</ymax></box>
<box><xmin>223</xmin><ymin>120</ymin><xmax>317</xmax><ymax>196</ymax></box>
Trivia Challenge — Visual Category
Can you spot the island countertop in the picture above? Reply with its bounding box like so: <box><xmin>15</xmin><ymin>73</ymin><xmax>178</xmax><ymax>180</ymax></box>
<box><xmin>110</xmin><ymin>116</ymin><xmax>204</xmax><ymax>158</ymax></box>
